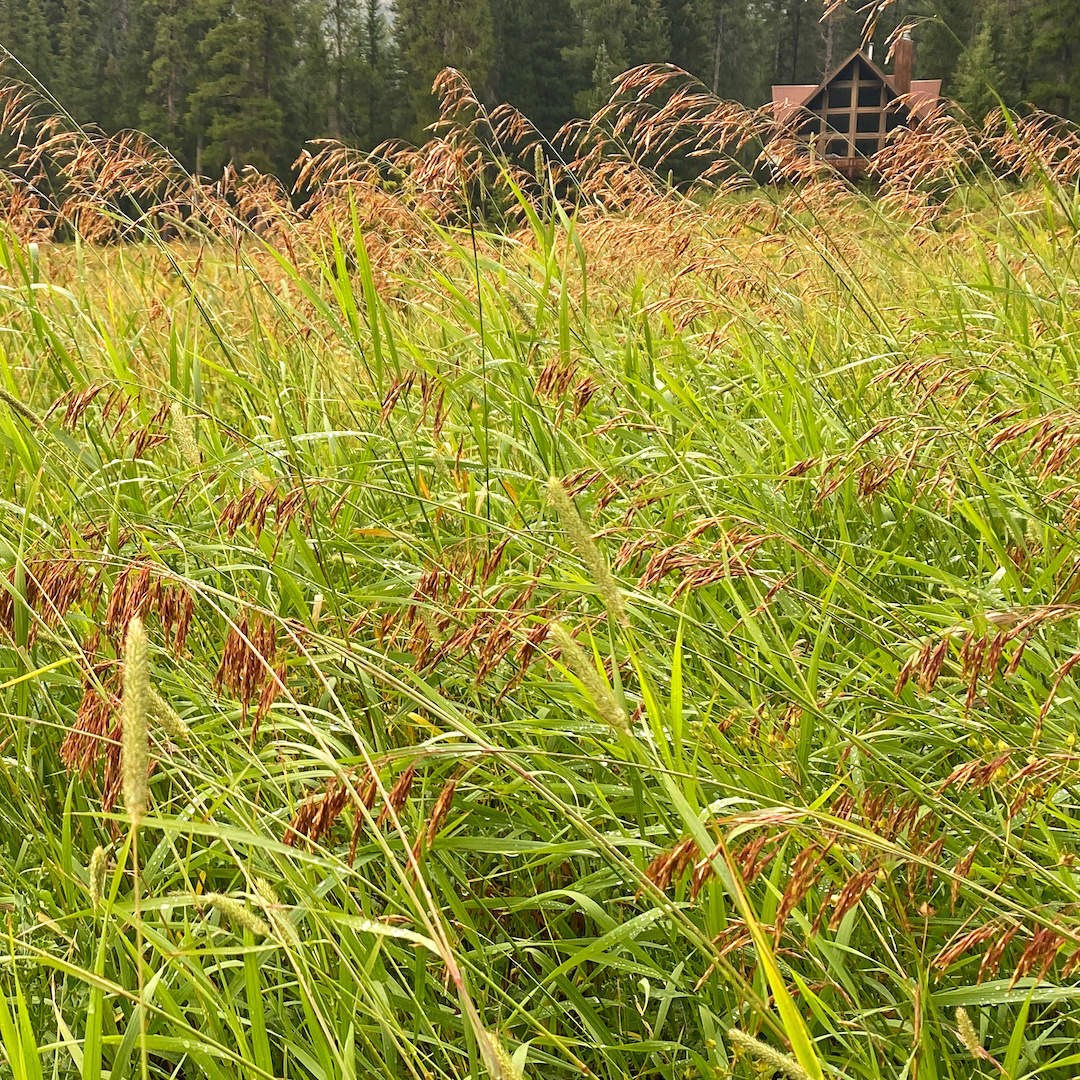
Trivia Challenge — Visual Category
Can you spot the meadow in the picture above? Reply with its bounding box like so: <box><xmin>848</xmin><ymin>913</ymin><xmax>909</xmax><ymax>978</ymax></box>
<box><xmin>1</xmin><ymin>67</ymin><xmax>1080</xmax><ymax>1080</ymax></box>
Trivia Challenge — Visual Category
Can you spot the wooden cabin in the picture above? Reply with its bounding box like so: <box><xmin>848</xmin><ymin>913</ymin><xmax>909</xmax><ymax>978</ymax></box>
<box><xmin>771</xmin><ymin>35</ymin><xmax>941</xmax><ymax>178</ymax></box>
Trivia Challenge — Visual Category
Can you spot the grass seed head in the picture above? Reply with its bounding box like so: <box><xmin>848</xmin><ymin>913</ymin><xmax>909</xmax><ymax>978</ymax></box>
<box><xmin>0</xmin><ymin>386</ymin><xmax>43</xmax><ymax>428</ymax></box>
<box><xmin>549</xmin><ymin>621</ymin><xmax>629</xmax><ymax>734</ymax></box>
<box><xmin>170</xmin><ymin>403</ymin><xmax>201</xmax><ymax>468</ymax></box>
<box><xmin>121</xmin><ymin>614</ymin><xmax>150</xmax><ymax>825</ymax></box>
<box><xmin>484</xmin><ymin>1029</ymin><xmax>523</xmax><ymax>1080</ymax></box>
<box><xmin>955</xmin><ymin>1008</ymin><xmax>980</xmax><ymax>1057</ymax></box>
<box><xmin>88</xmin><ymin>845</ymin><xmax>106</xmax><ymax>911</ymax></box>
<box><xmin>201</xmin><ymin>892</ymin><xmax>272</xmax><ymax>938</ymax></box>
<box><xmin>547</xmin><ymin>476</ymin><xmax>627</xmax><ymax>626</ymax></box>
<box><xmin>725</xmin><ymin>1028</ymin><xmax>810</xmax><ymax>1080</ymax></box>
<box><xmin>149</xmin><ymin>687</ymin><xmax>190</xmax><ymax>740</ymax></box>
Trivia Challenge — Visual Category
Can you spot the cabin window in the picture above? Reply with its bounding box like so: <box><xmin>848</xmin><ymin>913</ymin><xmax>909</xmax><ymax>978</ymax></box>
<box><xmin>785</xmin><ymin>52</ymin><xmax>923</xmax><ymax>170</ymax></box>
<box><xmin>858</xmin><ymin>85</ymin><xmax>881</xmax><ymax>108</ymax></box>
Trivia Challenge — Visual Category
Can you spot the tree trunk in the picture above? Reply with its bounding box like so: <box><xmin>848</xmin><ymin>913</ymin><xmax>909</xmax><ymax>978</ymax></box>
<box><xmin>790</xmin><ymin>0</ymin><xmax>802</xmax><ymax>81</ymax></box>
<box><xmin>823</xmin><ymin>6</ymin><xmax>835</xmax><ymax>76</ymax></box>
<box><xmin>711</xmin><ymin>10</ymin><xmax>723</xmax><ymax>95</ymax></box>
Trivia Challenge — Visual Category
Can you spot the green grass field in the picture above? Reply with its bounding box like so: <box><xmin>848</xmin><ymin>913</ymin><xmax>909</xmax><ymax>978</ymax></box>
<box><xmin>1</xmin><ymin>83</ymin><xmax>1080</xmax><ymax>1080</ymax></box>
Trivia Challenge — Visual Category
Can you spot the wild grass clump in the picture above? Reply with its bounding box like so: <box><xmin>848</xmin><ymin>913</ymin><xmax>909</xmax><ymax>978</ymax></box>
<box><xmin>1</xmin><ymin>62</ymin><xmax>1080</xmax><ymax>1080</ymax></box>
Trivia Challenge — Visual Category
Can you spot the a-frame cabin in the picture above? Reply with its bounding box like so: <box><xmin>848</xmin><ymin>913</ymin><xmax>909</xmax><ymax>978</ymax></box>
<box><xmin>771</xmin><ymin>35</ymin><xmax>941</xmax><ymax>178</ymax></box>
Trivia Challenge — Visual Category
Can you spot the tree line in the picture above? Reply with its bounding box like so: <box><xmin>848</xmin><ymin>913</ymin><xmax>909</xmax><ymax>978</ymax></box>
<box><xmin>0</xmin><ymin>0</ymin><xmax>1076</xmax><ymax>179</ymax></box>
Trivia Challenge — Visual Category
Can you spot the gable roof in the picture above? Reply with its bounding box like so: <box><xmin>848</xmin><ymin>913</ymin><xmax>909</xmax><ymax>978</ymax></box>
<box><xmin>772</xmin><ymin>48</ymin><xmax>942</xmax><ymax>125</ymax></box>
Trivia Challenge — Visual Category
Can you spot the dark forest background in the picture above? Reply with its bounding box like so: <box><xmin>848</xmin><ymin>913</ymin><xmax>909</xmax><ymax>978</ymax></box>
<box><xmin>0</xmin><ymin>0</ymin><xmax>1076</xmax><ymax>178</ymax></box>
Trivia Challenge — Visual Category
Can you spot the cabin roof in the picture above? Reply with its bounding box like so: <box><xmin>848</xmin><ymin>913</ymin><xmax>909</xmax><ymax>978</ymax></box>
<box><xmin>771</xmin><ymin>48</ymin><xmax>941</xmax><ymax>125</ymax></box>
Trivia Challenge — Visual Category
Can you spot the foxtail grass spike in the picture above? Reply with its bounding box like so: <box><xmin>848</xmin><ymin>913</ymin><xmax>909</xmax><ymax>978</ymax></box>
<box><xmin>0</xmin><ymin>387</ymin><xmax>43</xmax><ymax>428</ymax></box>
<box><xmin>88</xmin><ymin>846</ymin><xmax>106</xmax><ymax>912</ymax></box>
<box><xmin>955</xmin><ymin>1008</ymin><xmax>981</xmax><ymax>1058</ymax></box>
<box><xmin>547</xmin><ymin>476</ymin><xmax>627</xmax><ymax>625</ymax></box>
<box><xmin>725</xmin><ymin>1028</ymin><xmax>810</xmax><ymax>1080</ymax></box>
<box><xmin>485</xmin><ymin>1029</ymin><xmax>523</xmax><ymax>1080</ymax></box>
<box><xmin>202</xmin><ymin>892</ymin><xmax>272</xmax><ymax>938</ymax></box>
<box><xmin>122</xmin><ymin>615</ymin><xmax>150</xmax><ymax>826</ymax></box>
<box><xmin>254</xmin><ymin>877</ymin><xmax>279</xmax><ymax>908</ymax></box>
<box><xmin>549</xmin><ymin>621</ymin><xmax>629</xmax><ymax>734</ymax></box>
<box><xmin>170</xmin><ymin>403</ymin><xmax>201</xmax><ymax>468</ymax></box>
<box><xmin>149</xmin><ymin>687</ymin><xmax>190</xmax><ymax>740</ymax></box>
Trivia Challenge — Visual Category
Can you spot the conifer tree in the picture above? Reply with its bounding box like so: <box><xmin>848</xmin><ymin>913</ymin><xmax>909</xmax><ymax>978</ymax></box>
<box><xmin>0</xmin><ymin>0</ymin><xmax>25</xmax><ymax>61</ymax></box>
<box><xmin>1030</xmin><ymin>0</ymin><xmax>1080</xmax><ymax>118</ymax></box>
<box><xmin>186</xmin><ymin>0</ymin><xmax>296</xmax><ymax>172</ymax></box>
<box><xmin>631</xmin><ymin>0</ymin><xmax>671</xmax><ymax>64</ymax></box>
<box><xmin>394</xmin><ymin>0</ymin><xmax>494</xmax><ymax>135</ymax></box>
<box><xmin>55</xmin><ymin>0</ymin><xmax>92</xmax><ymax>117</ymax></box>
<box><xmin>563</xmin><ymin>0</ymin><xmax>637</xmax><ymax>114</ymax></box>
<box><xmin>142</xmin><ymin>0</ymin><xmax>196</xmax><ymax>147</ymax></box>
<box><xmin>359</xmin><ymin>0</ymin><xmax>396</xmax><ymax>144</ymax></box>
<box><xmin>94</xmin><ymin>0</ymin><xmax>154</xmax><ymax>130</ymax></box>
<box><xmin>324</xmin><ymin>0</ymin><xmax>356</xmax><ymax>138</ymax></box>
<box><xmin>21</xmin><ymin>0</ymin><xmax>52</xmax><ymax>83</ymax></box>
<box><xmin>489</xmin><ymin>0</ymin><xmax>578</xmax><ymax>133</ymax></box>
<box><xmin>954</xmin><ymin>20</ymin><xmax>1005</xmax><ymax>121</ymax></box>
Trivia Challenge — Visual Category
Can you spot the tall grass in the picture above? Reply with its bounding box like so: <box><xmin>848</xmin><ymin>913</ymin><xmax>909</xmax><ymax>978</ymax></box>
<box><xmin>1</xmin><ymin>61</ymin><xmax>1080</xmax><ymax>1080</ymax></box>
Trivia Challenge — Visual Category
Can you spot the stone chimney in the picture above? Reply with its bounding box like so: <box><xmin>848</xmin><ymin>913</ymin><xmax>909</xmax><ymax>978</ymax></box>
<box><xmin>893</xmin><ymin>31</ymin><xmax>914</xmax><ymax>96</ymax></box>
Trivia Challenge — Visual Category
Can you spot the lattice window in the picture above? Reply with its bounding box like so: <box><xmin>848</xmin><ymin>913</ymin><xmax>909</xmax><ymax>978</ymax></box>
<box><xmin>798</xmin><ymin>58</ymin><xmax>905</xmax><ymax>160</ymax></box>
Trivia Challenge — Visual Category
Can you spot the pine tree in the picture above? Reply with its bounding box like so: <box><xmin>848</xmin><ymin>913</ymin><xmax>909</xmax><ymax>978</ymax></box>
<box><xmin>489</xmin><ymin>0</ymin><xmax>579</xmax><ymax>134</ymax></box>
<box><xmin>357</xmin><ymin>0</ymin><xmax>396</xmax><ymax>144</ymax></box>
<box><xmin>21</xmin><ymin>0</ymin><xmax>53</xmax><ymax>82</ymax></box>
<box><xmin>141</xmin><ymin>0</ymin><xmax>196</xmax><ymax>147</ymax></box>
<box><xmin>954</xmin><ymin>20</ymin><xmax>1005</xmax><ymax>121</ymax></box>
<box><xmin>186</xmin><ymin>0</ymin><xmax>296</xmax><ymax>173</ymax></box>
<box><xmin>324</xmin><ymin>0</ymin><xmax>356</xmax><ymax>138</ymax></box>
<box><xmin>563</xmin><ymin>0</ymin><xmax>638</xmax><ymax>114</ymax></box>
<box><xmin>631</xmin><ymin>0</ymin><xmax>671</xmax><ymax>64</ymax></box>
<box><xmin>917</xmin><ymin>0</ymin><xmax>977</xmax><ymax>96</ymax></box>
<box><xmin>288</xmin><ymin>0</ymin><xmax>331</xmax><ymax>145</ymax></box>
<box><xmin>55</xmin><ymin>0</ymin><xmax>92</xmax><ymax>117</ymax></box>
<box><xmin>688</xmin><ymin>0</ymin><xmax>773</xmax><ymax>102</ymax></box>
<box><xmin>394</xmin><ymin>0</ymin><xmax>495</xmax><ymax>135</ymax></box>
<box><xmin>1030</xmin><ymin>0</ymin><xmax>1080</xmax><ymax>118</ymax></box>
<box><xmin>662</xmin><ymin>0</ymin><xmax>705</xmax><ymax>76</ymax></box>
<box><xmin>93</xmin><ymin>0</ymin><xmax>155</xmax><ymax>130</ymax></box>
<box><xmin>0</xmin><ymin>0</ymin><xmax>26</xmax><ymax>70</ymax></box>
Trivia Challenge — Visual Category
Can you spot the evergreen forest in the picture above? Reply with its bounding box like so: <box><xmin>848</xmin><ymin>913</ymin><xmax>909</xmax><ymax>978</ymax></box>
<box><xmin>0</xmin><ymin>0</ymin><xmax>1078</xmax><ymax>179</ymax></box>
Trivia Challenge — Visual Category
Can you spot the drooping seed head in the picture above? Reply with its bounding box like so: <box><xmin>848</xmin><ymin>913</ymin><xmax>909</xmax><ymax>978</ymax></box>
<box><xmin>149</xmin><ymin>687</ymin><xmax>190</xmax><ymax>740</ymax></box>
<box><xmin>549</xmin><ymin>621</ymin><xmax>629</xmax><ymax>734</ymax></box>
<box><xmin>202</xmin><ymin>892</ymin><xmax>272</xmax><ymax>938</ymax></box>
